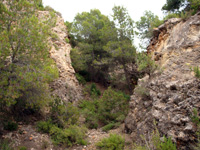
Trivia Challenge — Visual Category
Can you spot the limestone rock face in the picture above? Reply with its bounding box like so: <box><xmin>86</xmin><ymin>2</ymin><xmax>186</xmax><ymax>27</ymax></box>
<box><xmin>125</xmin><ymin>13</ymin><xmax>200</xmax><ymax>149</ymax></box>
<box><xmin>39</xmin><ymin>11</ymin><xmax>82</xmax><ymax>102</ymax></box>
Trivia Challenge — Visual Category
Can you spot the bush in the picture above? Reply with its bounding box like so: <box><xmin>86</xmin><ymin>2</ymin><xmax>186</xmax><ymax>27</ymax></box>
<box><xmin>191</xmin><ymin>108</ymin><xmax>200</xmax><ymax>150</ymax></box>
<box><xmin>79</xmin><ymin>99</ymin><xmax>99</xmax><ymax>129</ymax></box>
<box><xmin>65</xmin><ymin>38</ymin><xmax>69</xmax><ymax>43</ymax></box>
<box><xmin>90</xmin><ymin>83</ymin><xmax>101</xmax><ymax>97</ymax></box>
<box><xmin>134</xmin><ymin>85</ymin><xmax>150</xmax><ymax>100</ymax></box>
<box><xmin>37</xmin><ymin>120</ymin><xmax>53</xmax><ymax>133</ymax></box>
<box><xmin>18</xmin><ymin>146</ymin><xmax>27</xmax><ymax>150</ymax></box>
<box><xmin>79</xmin><ymin>87</ymin><xmax>129</xmax><ymax>128</ymax></box>
<box><xmin>75</xmin><ymin>73</ymin><xmax>86</xmax><ymax>85</ymax></box>
<box><xmin>98</xmin><ymin>87</ymin><xmax>129</xmax><ymax>125</ymax></box>
<box><xmin>82</xmin><ymin>83</ymin><xmax>101</xmax><ymax>98</ymax></box>
<box><xmin>96</xmin><ymin>134</ymin><xmax>125</xmax><ymax>150</ymax></box>
<box><xmin>3</xmin><ymin>121</ymin><xmax>18</xmax><ymax>131</ymax></box>
<box><xmin>0</xmin><ymin>139</ymin><xmax>13</xmax><ymax>150</ymax></box>
<box><xmin>134</xmin><ymin>126</ymin><xmax>176</xmax><ymax>150</ymax></box>
<box><xmin>50</xmin><ymin>97</ymin><xmax>80</xmax><ymax>128</ymax></box>
<box><xmin>194</xmin><ymin>66</ymin><xmax>200</xmax><ymax>78</ymax></box>
<box><xmin>137</xmin><ymin>52</ymin><xmax>158</xmax><ymax>76</ymax></box>
<box><xmin>50</xmin><ymin>125</ymin><xmax>87</xmax><ymax>146</ymax></box>
<box><xmin>163</xmin><ymin>13</ymin><xmax>180</xmax><ymax>20</ymax></box>
<box><xmin>102</xmin><ymin>122</ymin><xmax>120</xmax><ymax>132</ymax></box>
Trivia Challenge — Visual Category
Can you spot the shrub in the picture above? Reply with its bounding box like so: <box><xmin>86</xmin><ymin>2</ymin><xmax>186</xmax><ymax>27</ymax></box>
<box><xmin>134</xmin><ymin>85</ymin><xmax>150</xmax><ymax>100</ymax></box>
<box><xmin>18</xmin><ymin>146</ymin><xmax>27</xmax><ymax>150</ymax></box>
<box><xmin>3</xmin><ymin>121</ymin><xmax>18</xmax><ymax>131</ymax></box>
<box><xmin>96</xmin><ymin>134</ymin><xmax>125</xmax><ymax>150</ymax></box>
<box><xmin>82</xmin><ymin>83</ymin><xmax>101</xmax><ymax>98</ymax></box>
<box><xmin>134</xmin><ymin>126</ymin><xmax>176</xmax><ymax>150</ymax></box>
<box><xmin>65</xmin><ymin>38</ymin><xmax>69</xmax><ymax>43</ymax></box>
<box><xmin>37</xmin><ymin>120</ymin><xmax>53</xmax><ymax>133</ymax></box>
<box><xmin>90</xmin><ymin>83</ymin><xmax>101</xmax><ymax>97</ymax></box>
<box><xmin>191</xmin><ymin>108</ymin><xmax>200</xmax><ymax>150</ymax></box>
<box><xmin>50</xmin><ymin>125</ymin><xmax>87</xmax><ymax>146</ymax></box>
<box><xmin>0</xmin><ymin>139</ymin><xmax>13</xmax><ymax>150</ymax></box>
<box><xmin>163</xmin><ymin>13</ymin><xmax>180</xmax><ymax>20</ymax></box>
<box><xmin>80</xmin><ymin>87</ymin><xmax>129</xmax><ymax>128</ymax></box>
<box><xmin>137</xmin><ymin>52</ymin><xmax>158</xmax><ymax>76</ymax></box>
<box><xmin>79</xmin><ymin>99</ymin><xmax>99</xmax><ymax>129</ymax></box>
<box><xmin>75</xmin><ymin>73</ymin><xmax>86</xmax><ymax>85</ymax></box>
<box><xmin>50</xmin><ymin>97</ymin><xmax>80</xmax><ymax>128</ymax></box>
<box><xmin>102</xmin><ymin>122</ymin><xmax>120</xmax><ymax>132</ymax></box>
<box><xmin>98</xmin><ymin>87</ymin><xmax>129</xmax><ymax>125</ymax></box>
<box><xmin>194</xmin><ymin>66</ymin><xmax>200</xmax><ymax>78</ymax></box>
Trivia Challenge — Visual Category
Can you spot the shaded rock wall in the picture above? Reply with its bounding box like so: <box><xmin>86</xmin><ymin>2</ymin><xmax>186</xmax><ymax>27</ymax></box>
<box><xmin>39</xmin><ymin>11</ymin><xmax>82</xmax><ymax>102</ymax></box>
<box><xmin>125</xmin><ymin>13</ymin><xmax>200</xmax><ymax>149</ymax></box>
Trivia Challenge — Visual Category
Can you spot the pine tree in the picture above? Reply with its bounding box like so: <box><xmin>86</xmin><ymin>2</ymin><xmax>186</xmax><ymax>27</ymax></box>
<box><xmin>0</xmin><ymin>0</ymin><xmax>58</xmax><ymax>109</ymax></box>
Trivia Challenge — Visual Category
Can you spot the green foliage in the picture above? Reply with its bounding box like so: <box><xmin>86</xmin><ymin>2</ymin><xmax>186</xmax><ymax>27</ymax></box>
<box><xmin>96</xmin><ymin>134</ymin><xmax>125</xmax><ymax>150</ymax></box>
<box><xmin>162</xmin><ymin>0</ymin><xmax>185</xmax><ymax>12</ymax></box>
<box><xmin>163</xmin><ymin>12</ymin><xmax>181</xmax><ymax>20</ymax></box>
<box><xmin>136</xmin><ymin>11</ymin><xmax>163</xmax><ymax>49</ymax></box>
<box><xmin>0</xmin><ymin>139</ymin><xmax>13</xmax><ymax>150</ymax></box>
<box><xmin>158</xmin><ymin>137</ymin><xmax>177</xmax><ymax>150</ymax></box>
<box><xmin>37</xmin><ymin>97</ymin><xmax>87</xmax><ymax>147</ymax></box>
<box><xmin>188</xmin><ymin>0</ymin><xmax>200</xmax><ymax>14</ymax></box>
<box><xmin>3</xmin><ymin>121</ymin><xmax>18</xmax><ymax>131</ymax></box>
<box><xmin>194</xmin><ymin>66</ymin><xmax>200</xmax><ymax>78</ymax></box>
<box><xmin>50</xmin><ymin>98</ymin><xmax>80</xmax><ymax>128</ymax></box>
<box><xmin>104</xmin><ymin>6</ymin><xmax>136</xmax><ymax>92</ymax></box>
<box><xmin>79</xmin><ymin>99</ymin><xmax>99</xmax><ymax>129</ymax></box>
<box><xmin>90</xmin><ymin>83</ymin><xmax>101</xmax><ymax>97</ymax></box>
<box><xmin>162</xmin><ymin>0</ymin><xmax>200</xmax><ymax>14</ymax></box>
<box><xmin>50</xmin><ymin>125</ymin><xmax>87</xmax><ymax>146</ymax></box>
<box><xmin>83</xmin><ymin>83</ymin><xmax>101</xmax><ymax>98</ymax></box>
<box><xmin>134</xmin><ymin>126</ymin><xmax>176</xmax><ymax>150</ymax></box>
<box><xmin>191</xmin><ymin>108</ymin><xmax>200</xmax><ymax>125</ymax></box>
<box><xmin>0</xmin><ymin>0</ymin><xmax>59</xmax><ymax>113</ymax></box>
<box><xmin>79</xmin><ymin>87</ymin><xmax>129</xmax><ymax>129</ymax></box>
<box><xmin>75</xmin><ymin>73</ymin><xmax>86</xmax><ymax>85</ymax></box>
<box><xmin>134</xmin><ymin>85</ymin><xmax>150</xmax><ymax>100</ymax></box>
<box><xmin>102</xmin><ymin>122</ymin><xmax>120</xmax><ymax>132</ymax></box>
<box><xmin>37</xmin><ymin>120</ymin><xmax>53</xmax><ymax>133</ymax></box>
<box><xmin>137</xmin><ymin>52</ymin><xmax>158</xmax><ymax>76</ymax></box>
<box><xmin>98</xmin><ymin>87</ymin><xmax>129</xmax><ymax>125</ymax></box>
<box><xmin>191</xmin><ymin>108</ymin><xmax>200</xmax><ymax>150</ymax></box>
<box><xmin>134</xmin><ymin>122</ymin><xmax>176</xmax><ymax>150</ymax></box>
<box><xmin>70</xmin><ymin>7</ymin><xmax>137</xmax><ymax>89</ymax></box>
<box><xmin>37</xmin><ymin>121</ymin><xmax>87</xmax><ymax>147</ymax></box>
<box><xmin>65</xmin><ymin>38</ymin><xmax>69</xmax><ymax>43</ymax></box>
<box><xmin>69</xmin><ymin>9</ymin><xmax>114</xmax><ymax>82</ymax></box>
<box><xmin>18</xmin><ymin>146</ymin><xmax>27</xmax><ymax>150</ymax></box>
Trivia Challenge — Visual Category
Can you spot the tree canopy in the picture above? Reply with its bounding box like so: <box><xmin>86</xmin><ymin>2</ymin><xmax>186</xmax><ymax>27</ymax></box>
<box><xmin>0</xmin><ymin>0</ymin><xmax>58</xmax><ymax>110</ymax></box>
<box><xmin>162</xmin><ymin>0</ymin><xmax>200</xmax><ymax>13</ymax></box>
<box><xmin>136</xmin><ymin>11</ymin><xmax>163</xmax><ymax>49</ymax></box>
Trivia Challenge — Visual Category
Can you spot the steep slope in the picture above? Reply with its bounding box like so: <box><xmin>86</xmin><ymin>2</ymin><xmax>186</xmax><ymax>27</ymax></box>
<box><xmin>39</xmin><ymin>11</ymin><xmax>82</xmax><ymax>102</ymax></box>
<box><xmin>125</xmin><ymin>13</ymin><xmax>200</xmax><ymax>149</ymax></box>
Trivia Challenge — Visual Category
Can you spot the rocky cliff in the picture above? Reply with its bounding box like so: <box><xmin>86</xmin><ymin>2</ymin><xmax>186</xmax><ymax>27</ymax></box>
<box><xmin>39</xmin><ymin>11</ymin><xmax>82</xmax><ymax>102</ymax></box>
<box><xmin>125</xmin><ymin>12</ymin><xmax>200</xmax><ymax>149</ymax></box>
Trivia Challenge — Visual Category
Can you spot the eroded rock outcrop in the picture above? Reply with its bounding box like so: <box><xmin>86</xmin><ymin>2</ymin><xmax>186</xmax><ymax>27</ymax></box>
<box><xmin>39</xmin><ymin>11</ymin><xmax>82</xmax><ymax>102</ymax></box>
<box><xmin>125</xmin><ymin>13</ymin><xmax>200</xmax><ymax>149</ymax></box>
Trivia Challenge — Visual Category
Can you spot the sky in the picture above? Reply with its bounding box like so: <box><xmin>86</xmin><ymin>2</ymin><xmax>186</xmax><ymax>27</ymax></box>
<box><xmin>42</xmin><ymin>0</ymin><xmax>166</xmax><ymax>22</ymax></box>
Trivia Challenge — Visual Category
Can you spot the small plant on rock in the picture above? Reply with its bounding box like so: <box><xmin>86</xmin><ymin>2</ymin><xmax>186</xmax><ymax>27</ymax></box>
<box><xmin>194</xmin><ymin>66</ymin><xmax>200</xmax><ymax>78</ymax></box>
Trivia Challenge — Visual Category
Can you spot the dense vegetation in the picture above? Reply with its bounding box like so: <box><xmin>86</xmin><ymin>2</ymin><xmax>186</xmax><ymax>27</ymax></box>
<box><xmin>0</xmin><ymin>0</ymin><xmax>59</xmax><ymax>117</ymax></box>
<box><xmin>68</xmin><ymin>6</ymin><xmax>137</xmax><ymax>93</ymax></box>
<box><xmin>1</xmin><ymin>0</ymin><xmax>200</xmax><ymax>149</ymax></box>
